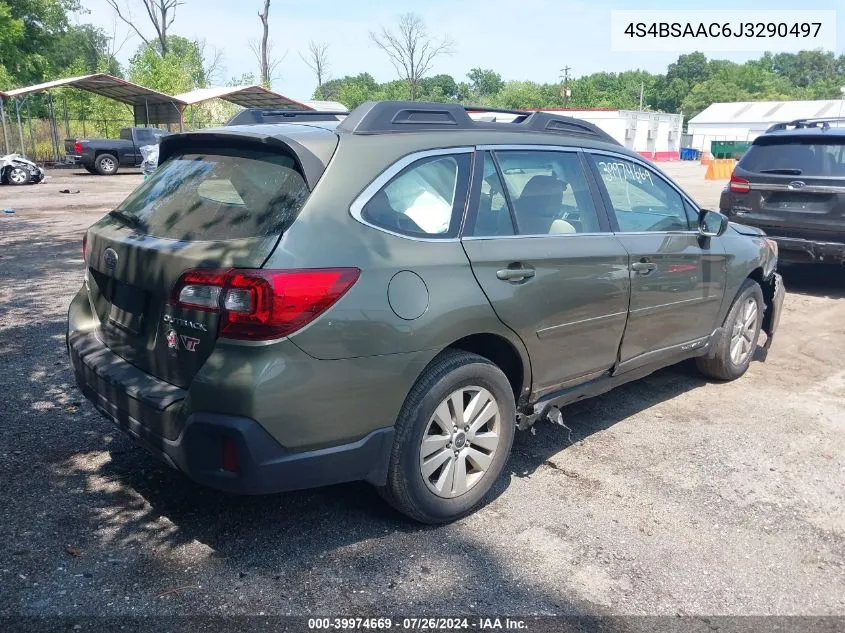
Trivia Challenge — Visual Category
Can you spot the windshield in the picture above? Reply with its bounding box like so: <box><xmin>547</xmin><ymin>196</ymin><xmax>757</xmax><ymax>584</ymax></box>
<box><xmin>740</xmin><ymin>137</ymin><xmax>845</xmax><ymax>177</ymax></box>
<box><xmin>115</xmin><ymin>147</ymin><xmax>309</xmax><ymax>241</ymax></box>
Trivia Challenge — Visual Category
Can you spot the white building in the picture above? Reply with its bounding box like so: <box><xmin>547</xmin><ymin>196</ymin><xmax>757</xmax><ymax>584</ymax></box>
<box><xmin>470</xmin><ymin>108</ymin><xmax>684</xmax><ymax>161</ymax></box>
<box><xmin>687</xmin><ymin>99</ymin><xmax>845</xmax><ymax>151</ymax></box>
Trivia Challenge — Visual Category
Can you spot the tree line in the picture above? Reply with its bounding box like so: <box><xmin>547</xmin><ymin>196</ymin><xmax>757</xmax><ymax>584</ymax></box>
<box><xmin>317</xmin><ymin>50</ymin><xmax>845</xmax><ymax>120</ymax></box>
<box><xmin>3</xmin><ymin>0</ymin><xmax>845</xmax><ymax>129</ymax></box>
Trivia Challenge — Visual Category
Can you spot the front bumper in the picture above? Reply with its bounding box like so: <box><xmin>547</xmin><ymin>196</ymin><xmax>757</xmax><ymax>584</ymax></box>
<box><xmin>759</xmin><ymin>272</ymin><xmax>785</xmax><ymax>359</ymax></box>
<box><xmin>769</xmin><ymin>236</ymin><xmax>845</xmax><ymax>264</ymax></box>
<box><xmin>68</xmin><ymin>329</ymin><xmax>393</xmax><ymax>494</ymax></box>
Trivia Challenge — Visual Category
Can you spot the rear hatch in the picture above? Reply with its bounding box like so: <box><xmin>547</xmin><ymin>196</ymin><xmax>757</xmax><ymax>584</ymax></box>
<box><xmin>83</xmin><ymin>135</ymin><xmax>330</xmax><ymax>388</ymax></box>
<box><xmin>727</xmin><ymin>134</ymin><xmax>845</xmax><ymax>242</ymax></box>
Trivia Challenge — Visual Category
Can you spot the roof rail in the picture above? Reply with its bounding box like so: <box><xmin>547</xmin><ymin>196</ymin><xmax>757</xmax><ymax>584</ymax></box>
<box><xmin>337</xmin><ymin>100</ymin><xmax>621</xmax><ymax>145</ymax></box>
<box><xmin>520</xmin><ymin>111</ymin><xmax>619</xmax><ymax>144</ymax></box>
<box><xmin>227</xmin><ymin>108</ymin><xmax>348</xmax><ymax>126</ymax></box>
<box><xmin>766</xmin><ymin>116</ymin><xmax>845</xmax><ymax>132</ymax></box>
<box><xmin>337</xmin><ymin>101</ymin><xmax>474</xmax><ymax>134</ymax></box>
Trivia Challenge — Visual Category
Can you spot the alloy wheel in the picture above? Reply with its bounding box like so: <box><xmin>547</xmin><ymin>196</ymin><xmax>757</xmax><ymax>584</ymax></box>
<box><xmin>419</xmin><ymin>386</ymin><xmax>501</xmax><ymax>498</ymax></box>
<box><xmin>730</xmin><ymin>297</ymin><xmax>759</xmax><ymax>365</ymax></box>
<box><xmin>9</xmin><ymin>167</ymin><xmax>28</xmax><ymax>184</ymax></box>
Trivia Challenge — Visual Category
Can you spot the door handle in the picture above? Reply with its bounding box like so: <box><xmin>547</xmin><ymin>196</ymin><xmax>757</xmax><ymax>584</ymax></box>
<box><xmin>631</xmin><ymin>261</ymin><xmax>657</xmax><ymax>275</ymax></box>
<box><xmin>496</xmin><ymin>267</ymin><xmax>535</xmax><ymax>282</ymax></box>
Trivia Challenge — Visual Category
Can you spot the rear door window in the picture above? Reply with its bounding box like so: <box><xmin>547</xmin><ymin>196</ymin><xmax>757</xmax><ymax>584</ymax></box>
<box><xmin>114</xmin><ymin>147</ymin><xmax>309</xmax><ymax>241</ymax></box>
<box><xmin>739</xmin><ymin>138</ymin><xmax>845</xmax><ymax>177</ymax></box>
<box><xmin>494</xmin><ymin>150</ymin><xmax>603</xmax><ymax>235</ymax></box>
<box><xmin>469</xmin><ymin>153</ymin><xmax>515</xmax><ymax>237</ymax></box>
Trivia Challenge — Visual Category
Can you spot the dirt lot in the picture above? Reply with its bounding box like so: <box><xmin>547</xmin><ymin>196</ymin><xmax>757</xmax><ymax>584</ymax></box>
<box><xmin>0</xmin><ymin>165</ymin><xmax>843</xmax><ymax>617</ymax></box>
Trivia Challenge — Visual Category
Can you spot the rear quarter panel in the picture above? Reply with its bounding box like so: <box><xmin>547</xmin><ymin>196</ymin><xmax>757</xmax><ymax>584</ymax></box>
<box><xmin>262</xmin><ymin>133</ymin><xmax>531</xmax><ymax>369</ymax></box>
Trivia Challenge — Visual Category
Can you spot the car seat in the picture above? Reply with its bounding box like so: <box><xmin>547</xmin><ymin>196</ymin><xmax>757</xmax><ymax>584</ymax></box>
<box><xmin>515</xmin><ymin>175</ymin><xmax>576</xmax><ymax>234</ymax></box>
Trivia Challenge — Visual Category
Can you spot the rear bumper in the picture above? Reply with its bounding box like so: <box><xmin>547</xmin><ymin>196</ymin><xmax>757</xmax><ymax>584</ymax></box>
<box><xmin>770</xmin><ymin>236</ymin><xmax>845</xmax><ymax>263</ymax></box>
<box><xmin>68</xmin><ymin>329</ymin><xmax>394</xmax><ymax>494</ymax></box>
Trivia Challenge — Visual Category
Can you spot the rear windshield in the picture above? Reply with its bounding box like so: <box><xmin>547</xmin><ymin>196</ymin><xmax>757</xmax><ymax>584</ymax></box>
<box><xmin>740</xmin><ymin>137</ymin><xmax>845</xmax><ymax>177</ymax></box>
<box><xmin>115</xmin><ymin>147</ymin><xmax>309</xmax><ymax>241</ymax></box>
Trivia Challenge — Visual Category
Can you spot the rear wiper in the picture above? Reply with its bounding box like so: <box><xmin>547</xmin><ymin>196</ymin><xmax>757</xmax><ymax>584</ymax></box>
<box><xmin>107</xmin><ymin>209</ymin><xmax>143</xmax><ymax>229</ymax></box>
<box><xmin>758</xmin><ymin>168</ymin><xmax>803</xmax><ymax>175</ymax></box>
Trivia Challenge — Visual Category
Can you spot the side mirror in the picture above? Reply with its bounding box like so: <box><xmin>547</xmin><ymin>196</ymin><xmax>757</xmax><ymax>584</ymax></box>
<box><xmin>698</xmin><ymin>209</ymin><xmax>729</xmax><ymax>238</ymax></box>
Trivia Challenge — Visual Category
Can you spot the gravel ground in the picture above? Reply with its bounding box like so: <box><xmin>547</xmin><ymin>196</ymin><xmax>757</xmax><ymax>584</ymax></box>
<box><xmin>0</xmin><ymin>165</ymin><xmax>843</xmax><ymax>617</ymax></box>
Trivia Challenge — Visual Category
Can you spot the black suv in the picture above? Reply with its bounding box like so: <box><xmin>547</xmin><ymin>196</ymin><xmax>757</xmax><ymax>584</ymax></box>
<box><xmin>721</xmin><ymin>118</ymin><xmax>845</xmax><ymax>265</ymax></box>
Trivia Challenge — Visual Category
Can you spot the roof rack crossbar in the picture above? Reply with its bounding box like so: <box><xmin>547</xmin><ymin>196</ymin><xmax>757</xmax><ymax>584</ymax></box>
<box><xmin>226</xmin><ymin>108</ymin><xmax>349</xmax><ymax>126</ymax></box>
<box><xmin>463</xmin><ymin>105</ymin><xmax>530</xmax><ymax>116</ymax></box>
<box><xmin>337</xmin><ymin>101</ymin><xmax>621</xmax><ymax>145</ymax></box>
<box><xmin>248</xmin><ymin>109</ymin><xmax>349</xmax><ymax>116</ymax></box>
<box><xmin>766</xmin><ymin>116</ymin><xmax>845</xmax><ymax>132</ymax></box>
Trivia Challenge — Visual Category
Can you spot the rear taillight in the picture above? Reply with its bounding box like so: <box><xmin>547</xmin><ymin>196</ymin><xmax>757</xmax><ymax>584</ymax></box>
<box><xmin>729</xmin><ymin>174</ymin><xmax>751</xmax><ymax>194</ymax></box>
<box><xmin>170</xmin><ymin>268</ymin><xmax>360</xmax><ymax>341</ymax></box>
<box><xmin>74</xmin><ymin>141</ymin><xmax>83</xmax><ymax>154</ymax></box>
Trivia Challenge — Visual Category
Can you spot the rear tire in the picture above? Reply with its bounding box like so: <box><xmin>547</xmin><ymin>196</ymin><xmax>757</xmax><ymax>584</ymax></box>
<box><xmin>697</xmin><ymin>279</ymin><xmax>764</xmax><ymax>381</ymax></box>
<box><xmin>379</xmin><ymin>350</ymin><xmax>516</xmax><ymax>524</ymax></box>
<box><xmin>94</xmin><ymin>153</ymin><xmax>118</xmax><ymax>175</ymax></box>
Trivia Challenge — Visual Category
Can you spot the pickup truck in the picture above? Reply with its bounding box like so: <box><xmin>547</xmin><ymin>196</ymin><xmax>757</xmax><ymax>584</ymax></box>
<box><xmin>64</xmin><ymin>127</ymin><xmax>168</xmax><ymax>175</ymax></box>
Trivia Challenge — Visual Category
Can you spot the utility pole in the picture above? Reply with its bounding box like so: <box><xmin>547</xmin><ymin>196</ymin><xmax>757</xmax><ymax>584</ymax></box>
<box><xmin>560</xmin><ymin>66</ymin><xmax>572</xmax><ymax>108</ymax></box>
<box><xmin>639</xmin><ymin>81</ymin><xmax>644</xmax><ymax>110</ymax></box>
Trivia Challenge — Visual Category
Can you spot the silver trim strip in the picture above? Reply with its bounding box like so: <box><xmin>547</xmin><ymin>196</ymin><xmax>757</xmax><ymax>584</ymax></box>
<box><xmin>462</xmin><ymin>232</ymin><xmax>611</xmax><ymax>241</ymax></box>
<box><xmin>463</xmin><ymin>230</ymin><xmax>700</xmax><ymax>240</ymax></box>
<box><xmin>629</xmin><ymin>295</ymin><xmax>720</xmax><ymax>317</ymax></box>
<box><xmin>750</xmin><ymin>182</ymin><xmax>845</xmax><ymax>194</ymax></box>
<box><xmin>537</xmin><ymin>311</ymin><xmax>628</xmax><ymax>339</ymax></box>
<box><xmin>613</xmin><ymin>230</ymin><xmax>699</xmax><ymax>236</ymax></box>
<box><xmin>349</xmin><ymin>146</ymin><xmax>474</xmax><ymax>243</ymax></box>
<box><xmin>475</xmin><ymin>144</ymin><xmax>582</xmax><ymax>152</ymax></box>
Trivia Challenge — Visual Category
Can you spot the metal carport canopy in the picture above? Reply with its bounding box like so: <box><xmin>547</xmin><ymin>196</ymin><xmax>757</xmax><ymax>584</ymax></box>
<box><xmin>172</xmin><ymin>85</ymin><xmax>312</xmax><ymax>110</ymax></box>
<box><xmin>3</xmin><ymin>73</ymin><xmax>184</xmax><ymax>125</ymax></box>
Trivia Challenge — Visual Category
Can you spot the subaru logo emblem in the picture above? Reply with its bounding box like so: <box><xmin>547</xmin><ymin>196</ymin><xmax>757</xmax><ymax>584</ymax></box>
<box><xmin>103</xmin><ymin>248</ymin><xmax>118</xmax><ymax>270</ymax></box>
<box><xmin>788</xmin><ymin>180</ymin><xmax>806</xmax><ymax>190</ymax></box>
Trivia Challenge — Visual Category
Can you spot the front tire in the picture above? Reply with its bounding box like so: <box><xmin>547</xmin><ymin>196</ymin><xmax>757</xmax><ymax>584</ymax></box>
<box><xmin>94</xmin><ymin>153</ymin><xmax>118</xmax><ymax>175</ymax></box>
<box><xmin>380</xmin><ymin>350</ymin><xmax>516</xmax><ymax>524</ymax></box>
<box><xmin>6</xmin><ymin>165</ymin><xmax>30</xmax><ymax>186</ymax></box>
<box><xmin>697</xmin><ymin>279</ymin><xmax>764</xmax><ymax>381</ymax></box>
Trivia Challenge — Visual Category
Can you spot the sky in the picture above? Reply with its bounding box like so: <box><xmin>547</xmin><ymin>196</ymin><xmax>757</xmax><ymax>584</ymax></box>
<box><xmin>75</xmin><ymin>0</ymin><xmax>845</xmax><ymax>101</ymax></box>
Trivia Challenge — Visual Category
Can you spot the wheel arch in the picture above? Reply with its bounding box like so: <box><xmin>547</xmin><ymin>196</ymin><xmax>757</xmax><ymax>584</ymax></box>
<box><xmin>746</xmin><ymin>266</ymin><xmax>765</xmax><ymax>285</ymax></box>
<box><xmin>443</xmin><ymin>332</ymin><xmax>530</xmax><ymax>404</ymax></box>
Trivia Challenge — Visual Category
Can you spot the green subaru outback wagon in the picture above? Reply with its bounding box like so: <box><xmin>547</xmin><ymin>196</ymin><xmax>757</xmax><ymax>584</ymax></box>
<box><xmin>68</xmin><ymin>101</ymin><xmax>784</xmax><ymax>523</ymax></box>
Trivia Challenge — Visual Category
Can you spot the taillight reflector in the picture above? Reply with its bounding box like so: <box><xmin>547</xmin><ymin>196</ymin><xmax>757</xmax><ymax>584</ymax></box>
<box><xmin>169</xmin><ymin>268</ymin><xmax>360</xmax><ymax>341</ymax></box>
<box><xmin>222</xmin><ymin>437</ymin><xmax>239</xmax><ymax>473</ymax></box>
<box><xmin>729</xmin><ymin>174</ymin><xmax>751</xmax><ymax>194</ymax></box>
